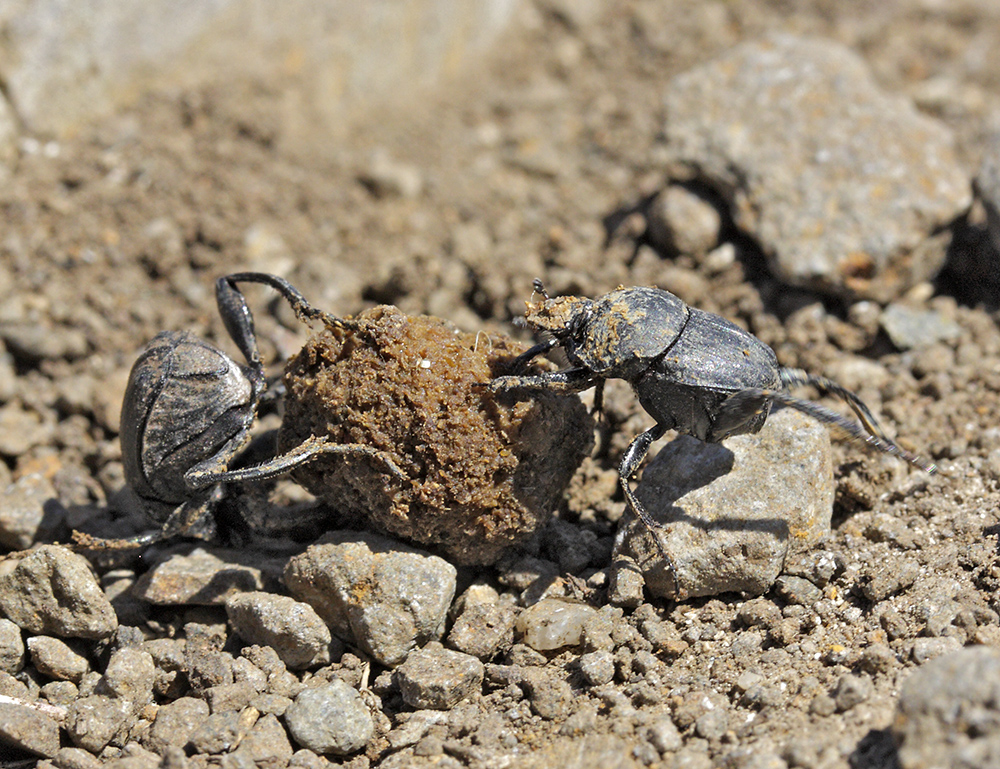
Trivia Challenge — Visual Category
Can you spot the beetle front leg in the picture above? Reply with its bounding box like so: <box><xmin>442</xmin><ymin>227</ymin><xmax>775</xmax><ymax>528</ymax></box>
<box><xmin>618</xmin><ymin>423</ymin><xmax>685</xmax><ymax>599</ymax></box>
<box><xmin>184</xmin><ymin>434</ymin><xmax>407</xmax><ymax>489</ymax></box>
<box><xmin>488</xmin><ymin>366</ymin><xmax>602</xmax><ymax>396</ymax></box>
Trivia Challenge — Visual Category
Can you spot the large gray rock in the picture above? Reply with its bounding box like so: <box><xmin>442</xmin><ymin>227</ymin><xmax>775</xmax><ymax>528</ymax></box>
<box><xmin>663</xmin><ymin>34</ymin><xmax>970</xmax><ymax>301</ymax></box>
<box><xmin>132</xmin><ymin>546</ymin><xmax>268</xmax><ymax>605</ymax></box>
<box><xmin>894</xmin><ymin>646</ymin><xmax>1000</xmax><ymax>769</ymax></box>
<box><xmin>0</xmin><ymin>701</ymin><xmax>61</xmax><ymax>758</ymax></box>
<box><xmin>0</xmin><ymin>474</ymin><xmax>62</xmax><ymax>550</ymax></box>
<box><xmin>615</xmin><ymin>408</ymin><xmax>834</xmax><ymax>600</ymax></box>
<box><xmin>0</xmin><ymin>545</ymin><xmax>117</xmax><ymax>639</ymax></box>
<box><xmin>284</xmin><ymin>533</ymin><xmax>456</xmax><ymax>666</ymax></box>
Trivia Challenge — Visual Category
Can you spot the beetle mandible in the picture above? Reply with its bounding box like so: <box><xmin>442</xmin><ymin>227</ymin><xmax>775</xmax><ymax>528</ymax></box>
<box><xmin>80</xmin><ymin>272</ymin><xmax>403</xmax><ymax>549</ymax></box>
<box><xmin>489</xmin><ymin>280</ymin><xmax>936</xmax><ymax>595</ymax></box>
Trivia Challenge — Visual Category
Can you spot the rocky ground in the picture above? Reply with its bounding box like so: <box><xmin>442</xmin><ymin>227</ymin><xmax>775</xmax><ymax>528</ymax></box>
<box><xmin>2</xmin><ymin>2</ymin><xmax>1000</xmax><ymax>768</ymax></box>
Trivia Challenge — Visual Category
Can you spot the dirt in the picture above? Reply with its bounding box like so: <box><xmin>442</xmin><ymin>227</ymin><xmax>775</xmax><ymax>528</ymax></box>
<box><xmin>3</xmin><ymin>1</ymin><xmax>1000</xmax><ymax>767</ymax></box>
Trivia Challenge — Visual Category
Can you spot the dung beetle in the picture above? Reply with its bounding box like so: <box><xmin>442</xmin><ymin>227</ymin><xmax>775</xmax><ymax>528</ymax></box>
<box><xmin>489</xmin><ymin>280</ymin><xmax>936</xmax><ymax>594</ymax></box>
<box><xmin>80</xmin><ymin>272</ymin><xmax>402</xmax><ymax>549</ymax></box>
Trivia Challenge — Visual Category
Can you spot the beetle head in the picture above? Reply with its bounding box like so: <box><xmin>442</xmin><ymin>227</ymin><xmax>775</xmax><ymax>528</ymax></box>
<box><xmin>523</xmin><ymin>288</ymin><xmax>594</xmax><ymax>341</ymax></box>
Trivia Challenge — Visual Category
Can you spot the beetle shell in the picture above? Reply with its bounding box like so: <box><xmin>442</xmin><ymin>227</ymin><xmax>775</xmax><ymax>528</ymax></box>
<box><xmin>120</xmin><ymin>331</ymin><xmax>257</xmax><ymax>519</ymax></box>
<box><xmin>562</xmin><ymin>287</ymin><xmax>688</xmax><ymax>379</ymax></box>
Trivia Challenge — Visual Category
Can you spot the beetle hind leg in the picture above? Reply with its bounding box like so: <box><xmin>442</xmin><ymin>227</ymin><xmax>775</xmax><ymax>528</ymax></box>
<box><xmin>618</xmin><ymin>423</ymin><xmax>685</xmax><ymax>599</ymax></box>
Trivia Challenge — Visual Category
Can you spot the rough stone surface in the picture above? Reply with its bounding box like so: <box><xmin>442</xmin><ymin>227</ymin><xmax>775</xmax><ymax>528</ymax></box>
<box><xmin>894</xmin><ymin>646</ymin><xmax>1000</xmax><ymax>769</ymax></box>
<box><xmin>284</xmin><ymin>534</ymin><xmax>456</xmax><ymax>666</ymax></box>
<box><xmin>0</xmin><ymin>473</ymin><xmax>62</xmax><ymax>549</ymax></box>
<box><xmin>64</xmin><ymin>694</ymin><xmax>132</xmax><ymax>753</ymax></box>
<box><xmin>144</xmin><ymin>696</ymin><xmax>210</xmax><ymax>755</ymax></box>
<box><xmin>102</xmin><ymin>647</ymin><xmax>155</xmax><ymax>707</ymax></box>
<box><xmin>663</xmin><ymin>34</ymin><xmax>971</xmax><ymax>301</ymax></box>
<box><xmin>0</xmin><ymin>701</ymin><xmax>61</xmax><ymax>758</ymax></box>
<box><xmin>646</xmin><ymin>184</ymin><xmax>722</xmax><ymax>257</ymax></box>
<box><xmin>0</xmin><ymin>545</ymin><xmax>117</xmax><ymax>639</ymax></box>
<box><xmin>516</xmin><ymin>598</ymin><xmax>599</xmax><ymax>652</ymax></box>
<box><xmin>615</xmin><ymin>408</ymin><xmax>834</xmax><ymax>599</ymax></box>
<box><xmin>26</xmin><ymin>635</ymin><xmax>90</xmax><ymax>682</ymax></box>
<box><xmin>226</xmin><ymin>591</ymin><xmax>332</xmax><ymax>670</ymax></box>
<box><xmin>395</xmin><ymin>643</ymin><xmax>485</xmax><ymax>710</ymax></box>
<box><xmin>283</xmin><ymin>679</ymin><xmax>374</xmax><ymax>756</ymax></box>
<box><xmin>880</xmin><ymin>303</ymin><xmax>963</xmax><ymax>351</ymax></box>
<box><xmin>132</xmin><ymin>546</ymin><xmax>267</xmax><ymax>605</ymax></box>
<box><xmin>0</xmin><ymin>618</ymin><xmax>25</xmax><ymax>674</ymax></box>
<box><xmin>446</xmin><ymin>601</ymin><xmax>516</xmax><ymax>661</ymax></box>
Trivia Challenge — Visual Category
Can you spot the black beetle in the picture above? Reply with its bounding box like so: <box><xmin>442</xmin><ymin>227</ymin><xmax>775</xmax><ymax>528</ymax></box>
<box><xmin>489</xmin><ymin>280</ymin><xmax>936</xmax><ymax>595</ymax></box>
<box><xmin>80</xmin><ymin>272</ymin><xmax>402</xmax><ymax>549</ymax></box>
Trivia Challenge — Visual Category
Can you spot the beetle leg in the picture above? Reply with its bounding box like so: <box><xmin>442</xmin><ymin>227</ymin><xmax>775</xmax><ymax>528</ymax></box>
<box><xmin>618</xmin><ymin>423</ymin><xmax>683</xmax><ymax>598</ymax></box>
<box><xmin>488</xmin><ymin>366</ymin><xmax>602</xmax><ymax>395</ymax></box>
<box><xmin>721</xmin><ymin>388</ymin><xmax>937</xmax><ymax>474</ymax></box>
<box><xmin>219</xmin><ymin>272</ymin><xmax>356</xmax><ymax>335</ymax></box>
<box><xmin>184</xmin><ymin>434</ymin><xmax>407</xmax><ymax>488</ymax></box>
<box><xmin>778</xmin><ymin>368</ymin><xmax>892</xmax><ymax>442</ymax></box>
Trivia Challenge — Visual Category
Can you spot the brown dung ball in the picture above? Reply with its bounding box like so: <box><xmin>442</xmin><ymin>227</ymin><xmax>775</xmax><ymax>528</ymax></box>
<box><xmin>279</xmin><ymin>305</ymin><xmax>594</xmax><ymax>565</ymax></box>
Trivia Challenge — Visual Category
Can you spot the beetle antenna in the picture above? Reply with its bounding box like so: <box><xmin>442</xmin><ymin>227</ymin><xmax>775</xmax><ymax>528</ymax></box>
<box><xmin>532</xmin><ymin>278</ymin><xmax>549</xmax><ymax>299</ymax></box>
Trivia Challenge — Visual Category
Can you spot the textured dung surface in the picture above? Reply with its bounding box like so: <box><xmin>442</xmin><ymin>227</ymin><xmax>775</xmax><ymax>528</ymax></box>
<box><xmin>279</xmin><ymin>305</ymin><xmax>593</xmax><ymax>565</ymax></box>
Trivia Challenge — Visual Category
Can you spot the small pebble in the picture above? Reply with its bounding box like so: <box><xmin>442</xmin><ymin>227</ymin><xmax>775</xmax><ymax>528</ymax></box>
<box><xmin>396</xmin><ymin>643</ymin><xmax>485</xmax><ymax>710</ymax></box>
<box><xmin>144</xmin><ymin>696</ymin><xmax>210</xmax><ymax>754</ymax></box>
<box><xmin>0</xmin><ymin>618</ymin><xmax>25</xmax><ymax>674</ymax></box>
<box><xmin>0</xmin><ymin>701</ymin><xmax>61</xmax><ymax>758</ymax></box>
<box><xmin>64</xmin><ymin>694</ymin><xmax>132</xmax><ymax>753</ymax></box>
<box><xmin>102</xmin><ymin>647</ymin><xmax>155</xmax><ymax>706</ymax></box>
<box><xmin>226</xmin><ymin>592</ymin><xmax>333</xmax><ymax>670</ymax></box>
<box><xmin>515</xmin><ymin>598</ymin><xmax>598</xmax><ymax>652</ymax></box>
<box><xmin>446</xmin><ymin>601</ymin><xmax>516</xmax><ymax>661</ymax></box>
<box><xmin>26</xmin><ymin>636</ymin><xmax>90</xmax><ymax>682</ymax></box>
<box><xmin>283</xmin><ymin>679</ymin><xmax>374</xmax><ymax>756</ymax></box>
<box><xmin>832</xmin><ymin>673</ymin><xmax>873</xmax><ymax>712</ymax></box>
<box><xmin>133</xmin><ymin>547</ymin><xmax>266</xmax><ymax>605</ymax></box>
<box><xmin>0</xmin><ymin>473</ymin><xmax>61</xmax><ymax>550</ymax></box>
<box><xmin>578</xmin><ymin>650</ymin><xmax>616</xmax><ymax>687</ymax></box>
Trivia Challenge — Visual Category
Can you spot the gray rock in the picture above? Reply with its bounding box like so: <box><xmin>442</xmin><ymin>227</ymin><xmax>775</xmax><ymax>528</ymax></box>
<box><xmin>283</xmin><ymin>679</ymin><xmax>374</xmax><ymax>756</ymax></box>
<box><xmin>446</xmin><ymin>601</ymin><xmax>516</xmax><ymax>661</ymax></box>
<box><xmin>880</xmin><ymin>303</ymin><xmax>962</xmax><ymax>351</ymax></box>
<box><xmin>515</xmin><ymin>598</ymin><xmax>599</xmax><ymax>652</ymax></box>
<box><xmin>832</xmin><ymin>673</ymin><xmax>873</xmax><ymax>712</ymax></box>
<box><xmin>205</xmin><ymin>681</ymin><xmax>258</xmax><ymax>713</ymax></box>
<box><xmin>0</xmin><ymin>618</ymin><xmax>25</xmax><ymax>674</ymax></box>
<box><xmin>240</xmin><ymin>712</ymin><xmax>294</xmax><ymax>768</ymax></box>
<box><xmin>646</xmin><ymin>185</ymin><xmax>722</xmax><ymax>257</ymax></box>
<box><xmin>0</xmin><ymin>701</ymin><xmax>61</xmax><ymax>758</ymax></box>
<box><xmin>44</xmin><ymin>748</ymin><xmax>102</xmax><ymax>769</ymax></box>
<box><xmin>773</xmin><ymin>575</ymin><xmax>823</xmax><ymax>606</ymax></box>
<box><xmin>144</xmin><ymin>696</ymin><xmax>210</xmax><ymax>754</ymax></box>
<box><xmin>0</xmin><ymin>402</ymin><xmax>52</xmax><ymax>457</ymax></box>
<box><xmin>186</xmin><ymin>709</ymin><xmax>247</xmax><ymax>754</ymax></box>
<box><xmin>101</xmin><ymin>647</ymin><xmax>155</xmax><ymax>707</ymax></box>
<box><xmin>663</xmin><ymin>34</ymin><xmax>970</xmax><ymax>301</ymax></box>
<box><xmin>607</xmin><ymin>559</ymin><xmax>645</xmax><ymax>609</ymax></box>
<box><xmin>284</xmin><ymin>533</ymin><xmax>456</xmax><ymax>666</ymax></box>
<box><xmin>64</xmin><ymin>694</ymin><xmax>132</xmax><ymax>753</ymax></box>
<box><xmin>132</xmin><ymin>546</ymin><xmax>267</xmax><ymax>605</ymax></box>
<box><xmin>26</xmin><ymin>636</ymin><xmax>90</xmax><ymax>682</ymax></box>
<box><xmin>615</xmin><ymin>408</ymin><xmax>834</xmax><ymax>600</ymax></box>
<box><xmin>0</xmin><ymin>473</ymin><xmax>63</xmax><ymax>549</ymax></box>
<box><xmin>226</xmin><ymin>591</ymin><xmax>332</xmax><ymax>670</ymax></box>
<box><xmin>894</xmin><ymin>646</ymin><xmax>1000</xmax><ymax>769</ymax></box>
<box><xmin>39</xmin><ymin>679</ymin><xmax>78</xmax><ymax>706</ymax></box>
<box><xmin>578</xmin><ymin>650</ymin><xmax>616</xmax><ymax>687</ymax></box>
<box><xmin>395</xmin><ymin>643</ymin><xmax>485</xmax><ymax>710</ymax></box>
<box><xmin>0</xmin><ymin>545</ymin><xmax>118</xmax><ymax>639</ymax></box>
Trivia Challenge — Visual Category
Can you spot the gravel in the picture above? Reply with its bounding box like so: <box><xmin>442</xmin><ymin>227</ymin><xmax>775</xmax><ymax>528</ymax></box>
<box><xmin>515</xmin><ymin>598</ymin><xmax>599</xmax><ymax>652</ymax></box>
<box><xmin>0</xmin><ymin>473</ymin><xmax>61</xmax><ymax>549</ymax></box>
<box><xmin>132</xmin><ymin>546</ymin><xmax>269</xmax><ymax>605</ymax></box>
<box><xmin>26</xmin><ymin>636</ymin><xmax>90</xmax><ymax>682</ymax></box>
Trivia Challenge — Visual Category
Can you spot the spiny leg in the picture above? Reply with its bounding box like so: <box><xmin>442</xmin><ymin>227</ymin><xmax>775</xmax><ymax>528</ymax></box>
<box><xmin>618</xmin><ymin>423</ymin><xmax>684</xmax><ymax>598</ymax></box>
<box><xmin>184</xmin><ymin>434</ymin><xmax>407</xmax><ymax>489</ymax></box>
<box><xmin>489</xmin><ymin>366</ymin><xmax>602</xmax><ymax>396</ymax></box>
<box><xmin>719</xmin><ymin>387</ymin><xmax>937</xmax><ymax>473</ymax></box>
<box><xmin>779</xmin><ymin>368</ymin><xmax>891</xmax><ymax>442</ymax></box>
